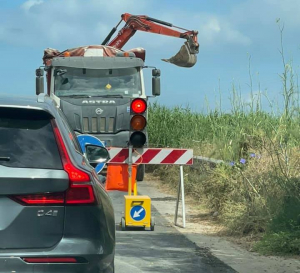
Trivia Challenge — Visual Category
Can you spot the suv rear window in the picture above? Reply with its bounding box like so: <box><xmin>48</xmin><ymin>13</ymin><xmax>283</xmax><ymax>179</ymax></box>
<box><xmin>0</xmin><ymin>108</ymin><xmax>62</xmax><ymax>169</ymax></box>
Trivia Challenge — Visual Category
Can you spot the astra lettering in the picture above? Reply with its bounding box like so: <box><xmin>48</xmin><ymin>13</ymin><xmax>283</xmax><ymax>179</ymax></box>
<box><xmin>82</xmin><ymin>100</ymin><xmax>116</xmax><ymax>104</ymax></box>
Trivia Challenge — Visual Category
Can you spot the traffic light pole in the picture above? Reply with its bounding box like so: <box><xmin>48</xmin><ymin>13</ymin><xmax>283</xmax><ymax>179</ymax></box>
<box><xmin>128</xmin><ymin>145</ymin><xmax>133</xmax><ymax>196</ymax></box>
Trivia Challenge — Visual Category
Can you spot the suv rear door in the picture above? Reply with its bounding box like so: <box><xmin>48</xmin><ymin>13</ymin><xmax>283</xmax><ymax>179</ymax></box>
<box><xmin>0</xmin><ymin>107</ymin><xmax>69</xmax><ymax>249</ymax></box>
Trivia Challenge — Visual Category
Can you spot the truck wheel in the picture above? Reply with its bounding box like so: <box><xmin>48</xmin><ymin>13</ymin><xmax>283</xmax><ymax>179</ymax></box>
<box><xmin>136</xmin><ymin>164</ymin><xmax>145</xmax><ymax>182</ymax></box>
<box><xmin>150</xmin><ymin>217</ymin><xmax>155</xmax><ymax>231</ymax></box>
<box><xmin>121</xmin><ymin>217</ymin><xmax>126</xmax><ymax>231</ymax></box>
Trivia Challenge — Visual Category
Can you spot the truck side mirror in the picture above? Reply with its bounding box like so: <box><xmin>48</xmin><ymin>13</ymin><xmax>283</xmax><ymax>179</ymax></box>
<box><xmin>36</xmin><ymin>68</ymin><xmax>44</xmax><ymax>95</ymax></box>
<box><xmin>152</xmin><ymin>69</ymin><xmax>161</xmax><ymax>96</ymax></box>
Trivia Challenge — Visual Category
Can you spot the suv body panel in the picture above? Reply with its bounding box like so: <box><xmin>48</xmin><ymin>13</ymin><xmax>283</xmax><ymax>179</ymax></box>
<box><xmin>0</xmin><ymin>95</ymin><xmax>115</xmax><ymax>272</ymax></box>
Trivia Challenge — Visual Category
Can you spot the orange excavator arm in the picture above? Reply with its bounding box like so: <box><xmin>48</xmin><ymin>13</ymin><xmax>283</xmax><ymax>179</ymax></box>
<box><xmin>101</xmin><ymin>13</ymin><xmax>199</xmax><ymax>67</ymax></box>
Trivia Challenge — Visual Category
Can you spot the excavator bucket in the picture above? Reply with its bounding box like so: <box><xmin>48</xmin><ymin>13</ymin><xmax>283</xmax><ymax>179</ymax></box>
<box><xmin>162</xmin><ymin>39</ymin><xmax>198</xmax><ymax>68</ymax></box>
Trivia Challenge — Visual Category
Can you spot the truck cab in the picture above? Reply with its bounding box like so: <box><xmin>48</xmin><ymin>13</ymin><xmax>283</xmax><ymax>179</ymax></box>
<box><xmin>36</xmin><ymin>50</ymin><xmax>161</xmax><ymax>180</ymax></box>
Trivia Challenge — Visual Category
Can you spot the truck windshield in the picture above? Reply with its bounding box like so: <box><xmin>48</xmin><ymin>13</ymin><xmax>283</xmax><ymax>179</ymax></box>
<box><xmin>54</xmin><ymin>67</ymin><xmax>142</xmax><ymax>98</ymax></box>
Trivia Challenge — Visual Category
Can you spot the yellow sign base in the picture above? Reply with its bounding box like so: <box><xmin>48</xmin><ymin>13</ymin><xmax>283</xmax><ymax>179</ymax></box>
<box><xmin>121</xmin><ymin>195</ymin><xmax>155</xmax><ymax>231</ymax></box>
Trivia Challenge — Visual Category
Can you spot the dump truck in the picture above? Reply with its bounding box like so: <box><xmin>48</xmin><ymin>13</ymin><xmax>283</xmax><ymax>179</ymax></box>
<box><xmin>36</xmin><ymin>13</ymin><xmax>199</xmax><ymax>181</ymax></box>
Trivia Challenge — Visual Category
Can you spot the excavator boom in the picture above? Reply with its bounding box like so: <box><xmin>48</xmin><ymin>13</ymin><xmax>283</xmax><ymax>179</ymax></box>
<box><xmin>102</xmin><ymin>13</ymin><xmax>199</xmax><ymax>67</ymax></box>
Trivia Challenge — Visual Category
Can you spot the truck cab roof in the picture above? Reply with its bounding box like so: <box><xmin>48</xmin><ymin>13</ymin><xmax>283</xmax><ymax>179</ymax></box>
<box><xmin>51</xmin><ymin>56</ymin><xmax>144</xmax><ymax>69</ymax></box>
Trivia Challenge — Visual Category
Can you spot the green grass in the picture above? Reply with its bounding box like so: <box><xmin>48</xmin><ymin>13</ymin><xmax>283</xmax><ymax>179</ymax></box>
<box><xmin>254</xmin><ymin>196</ymin><xmax>300</xmax><ymax>254</ymax></box>
<box><xmin>148</xmin><ymin>103</ymin><xmax>300</xmax><ymax>255</ymax></box>
<box><xmin>254</xmin><ymin>231</ymin><xmax>300</xmax><ymax>255</ymax></box>
<box><xmin>148</xmin><ymin>102</ymin><xmax>300</xmax><ymax>161</ymax></box>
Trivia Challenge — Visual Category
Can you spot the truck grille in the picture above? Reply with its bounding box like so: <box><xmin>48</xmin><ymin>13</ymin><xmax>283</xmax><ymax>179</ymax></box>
<box><xmin>83</xmin><ymin>117</ymin><xmax>115</xmax><ymax>133</ymax></box>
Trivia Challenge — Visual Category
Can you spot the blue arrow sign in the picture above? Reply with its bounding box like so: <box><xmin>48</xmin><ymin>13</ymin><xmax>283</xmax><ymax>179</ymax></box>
<box><xmin>130</xmin><ymin>205</ymin><xmax>146</xmax><ymax>221</ymax></box>
<box><xmin>77</xmin><ymin>134</ymin><xmax>106</xmax><ymax>173</ymax></box>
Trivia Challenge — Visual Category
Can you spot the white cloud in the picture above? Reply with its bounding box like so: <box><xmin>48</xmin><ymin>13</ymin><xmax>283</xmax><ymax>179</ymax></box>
<box><xmin>199</xmin><ymin>16</ymin><xmax>251</xmax><ymax>46</ymax></box>
<box><xmin>0</xmin><ymin>0</ymin><xmax>150</xmax><ymax>48</ymax></box>
<box><xmin>1</xmin><ymin>0</ymin><xmax>299</xmax><ymax>55</ymax></box>
<box><xmin>21</xmin><ymin>0</ymin><xmax>44</xmax><ymax>11</ymax></box>
<box><xmin>156</xmin><ymin>11</ymin><xmax>252</xmax><ymax>48</ymax></box>
<box><xmin>231</xmin><ymin>0</ymin><xmax>300</xmax><ymax>29</ymax></box>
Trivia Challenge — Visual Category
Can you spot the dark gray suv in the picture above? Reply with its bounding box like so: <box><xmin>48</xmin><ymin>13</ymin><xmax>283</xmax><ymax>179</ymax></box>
<box><xmin>0</xmin><ymin>94</ymin><xmax>115</xmax><ymax>272</ymax></box>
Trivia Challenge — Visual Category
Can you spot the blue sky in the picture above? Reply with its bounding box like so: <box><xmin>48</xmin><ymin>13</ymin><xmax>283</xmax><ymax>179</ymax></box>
<box><xmin>1</xmin><ymin>0</ymin><xmax>300</xmax><ymax>112</ymax></box>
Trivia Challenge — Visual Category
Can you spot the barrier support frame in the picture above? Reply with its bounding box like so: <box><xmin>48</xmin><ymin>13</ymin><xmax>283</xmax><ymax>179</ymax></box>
<box><xmin>174</xmin><ymin>165</ymin><xmax>186</xmax><ymax>228</ymax></box>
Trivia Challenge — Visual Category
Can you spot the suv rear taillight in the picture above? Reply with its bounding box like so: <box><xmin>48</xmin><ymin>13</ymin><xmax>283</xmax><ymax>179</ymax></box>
<box><xmin>23</xmin><ymin>257</ymin><xmax>77</xmax><ymax>263</ymax></box>
<box><xmin>12</xmin><ymin>192</ymin><xmax>65</xmax><ymax>206</ymax></box>
<box><xmin>51</xmin><ymin>120</ymin><xmax>95</xmax><ymax>205</ymax></box>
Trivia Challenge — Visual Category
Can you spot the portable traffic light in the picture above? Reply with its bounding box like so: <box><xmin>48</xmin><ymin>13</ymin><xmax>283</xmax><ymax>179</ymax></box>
<box><xmin>129</xmin><ymin>98</ymin><xmax>147</xmax><ymax>147</ymax></box>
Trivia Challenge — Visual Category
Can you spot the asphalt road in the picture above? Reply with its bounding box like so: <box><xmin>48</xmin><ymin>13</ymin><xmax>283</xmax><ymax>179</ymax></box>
<box><xmin>109</xmin><ymin>190</ymin><xmax>236</xmax><ymax>273</ymax></box>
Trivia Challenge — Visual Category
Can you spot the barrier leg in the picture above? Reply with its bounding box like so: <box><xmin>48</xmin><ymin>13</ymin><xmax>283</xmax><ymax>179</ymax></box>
<box><xmin>174</xmin><ymin>165</ymin><xmax>186</xmax><ymax>228</ymax></box>
<box><xmin>174</xmin><ymin>174</ymin><xmax>181</xmax><ymax>226</ymax></box>
<box><xmin>180</xmin><ymin>165</ymin><xmax>186</xmax><ymax>228</ymax></box>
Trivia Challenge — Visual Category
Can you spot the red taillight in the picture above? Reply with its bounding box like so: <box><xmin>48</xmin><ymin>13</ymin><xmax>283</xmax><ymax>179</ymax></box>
<box><xmin>23</xmin><ymin>257</ymin><xmax>77</xmax><ymax>263</ymax></box>
<box><xmin>66</xmin><ymin>184</ymin><xmax>95</xmax><ymax>204</ymax></box>
<box><xmin>51</xmin><ymin>120</ymin><xmax>95</xmax><ymax>205</ymax></box>
<box><xmin>12</xmin><ymin>192</ymin><xmax>64</xmax><ymax>205</ymax></box>
<box><xmin>131</xmin><ymin>98</ymin><xmax>147</xmax><ymax>114</ymax></box>
<box><xmin>64</xmin><ymin>161</ymin><xmax>90</xmax><ymax>182</ymax></box>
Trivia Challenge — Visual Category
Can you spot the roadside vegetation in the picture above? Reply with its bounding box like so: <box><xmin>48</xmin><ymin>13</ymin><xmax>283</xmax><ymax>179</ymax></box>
<box><xmin>147</xmin><ymin>24</ymin><xmax>300</xmax><ymax>255</ymax></box>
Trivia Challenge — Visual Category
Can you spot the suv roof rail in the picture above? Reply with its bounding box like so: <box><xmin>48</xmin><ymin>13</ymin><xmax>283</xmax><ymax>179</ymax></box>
<box><xmin>37</xmin><ymin>93</ymin><xmax>47</xmax><ymax>103</ymax></box>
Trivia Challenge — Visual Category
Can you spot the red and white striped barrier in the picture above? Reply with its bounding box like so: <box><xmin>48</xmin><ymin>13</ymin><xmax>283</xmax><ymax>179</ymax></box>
<box><xmin>107</xmin><ymin>148</ymin><xmax>193</xmax><ymax>165</ymax></box>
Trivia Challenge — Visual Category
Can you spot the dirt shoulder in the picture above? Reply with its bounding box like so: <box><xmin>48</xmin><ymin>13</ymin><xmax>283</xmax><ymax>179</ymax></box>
<box><xmin>139</xmin><ymin>175</ymin><xmax>300</xmax><ymax>273</ymax></box>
